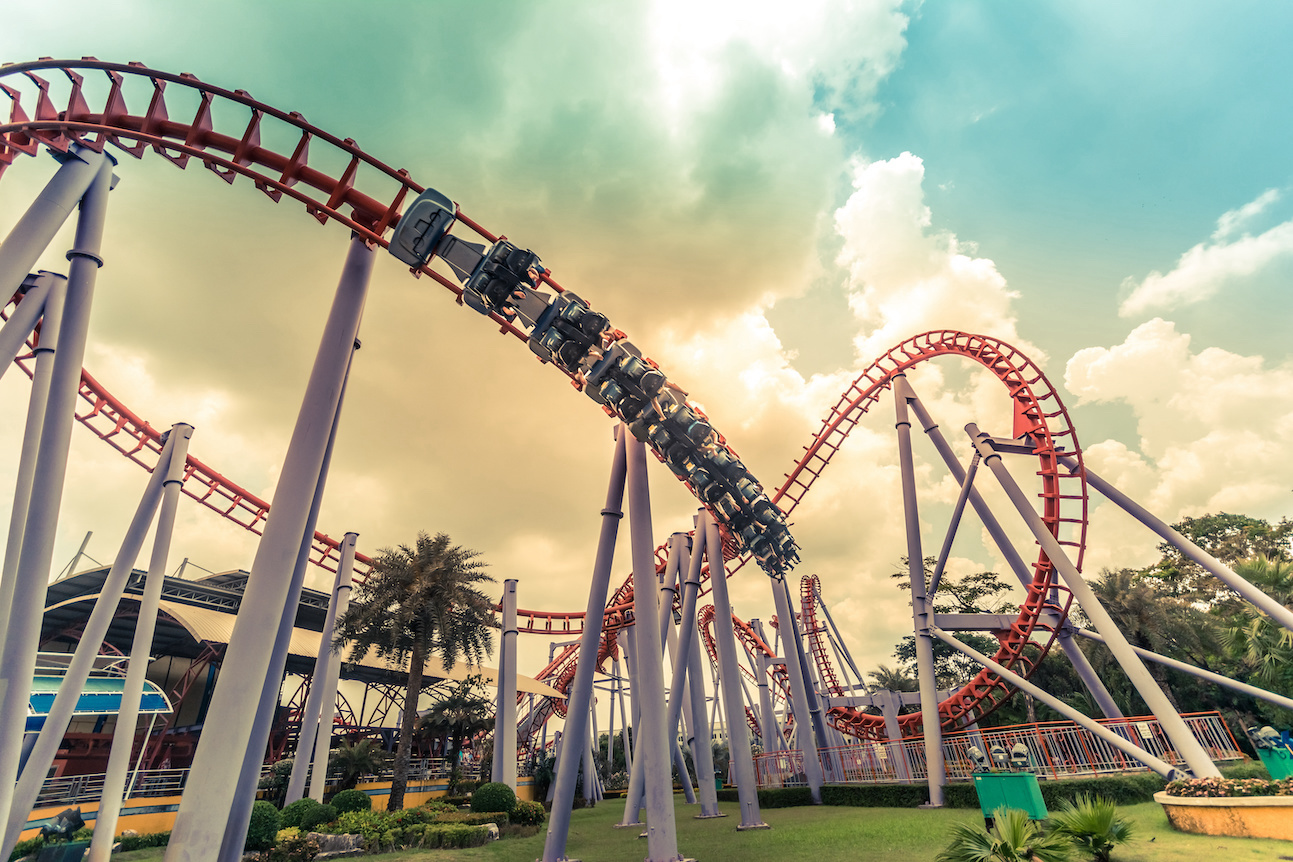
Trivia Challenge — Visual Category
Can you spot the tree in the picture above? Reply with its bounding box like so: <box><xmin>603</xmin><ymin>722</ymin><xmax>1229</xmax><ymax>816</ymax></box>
<box><xmin>1220</xmin><ymin>555</ymin><xmax>1293</xmax><ymax>724</ymax></box>
<box><xmin>1143</xmin><ymin>512</ymin><xmax>1292</xmax><ymax>603</ymax></box>
<box><xmin>329</xmin><ymin>739</ymin><xmax>387</xmax><ymax>790</ymax></box>
<box><xmin>867</xmin><ymin>664</ymin><xmax>917</xmax><ymax>693</ymax></box>
<box><xmin>417</xmin><ymin>675</ymin><xmax>496</xmax><ymax>791</ymax></box>
<box><xmin>333</xmin><ymin>532</ymin><xmax>495</xmax><ymax>810</ymax></box>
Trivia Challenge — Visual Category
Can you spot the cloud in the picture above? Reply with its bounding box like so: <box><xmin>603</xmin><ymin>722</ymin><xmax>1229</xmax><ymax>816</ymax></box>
<box><xmin>1119</xmin><ymin>190</ymin><xmax>1293</xmax><ymax>316</ymax></box>
<box><xmin>1065</xmin><ymin>320</ymin><xmax>1293</xmax><ymax>570</ymax></box>
<box><xmin>833</xmin><ymin>153</ymin><xmax>1043</xmax><ymax>363</ymax></box>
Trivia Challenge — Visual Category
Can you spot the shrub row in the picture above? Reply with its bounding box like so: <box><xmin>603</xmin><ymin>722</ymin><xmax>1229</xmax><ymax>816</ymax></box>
<box><xmin>365</xmin><ymin>823</ymin><xmax>490</xmax><ymax>852</ymax></box>
<box><xmin>118</xmin><ymin>831</ymin><xmax>172</xmax><ymax>852</ymax></box>
<box><xmin>432</xmin><ymin>811</ymin><xmax>510</xmax><ymax>827</ymax></box>
<box><xmin>717</xmin><ymin>773</ymin><xmax>1168</xmax><ymax>811</ymax></box>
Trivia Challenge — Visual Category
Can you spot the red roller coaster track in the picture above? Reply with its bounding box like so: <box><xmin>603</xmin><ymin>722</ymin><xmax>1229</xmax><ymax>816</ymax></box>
<box><xmin>1</xmin><ymin>60</ymin><xmax>1087</xmax><ymax>735</ymax></box>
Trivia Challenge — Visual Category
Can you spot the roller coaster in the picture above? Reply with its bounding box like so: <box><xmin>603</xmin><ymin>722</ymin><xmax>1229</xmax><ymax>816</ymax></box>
<box><xmin>9</xmin><ymin>60</ymin><xmax>1290</xmax><ymax>862</ymax></box>
<box><xmin>0</xmin><ymin>58</ymin><xmax>1081</xmax><ymax>741</ymax></box>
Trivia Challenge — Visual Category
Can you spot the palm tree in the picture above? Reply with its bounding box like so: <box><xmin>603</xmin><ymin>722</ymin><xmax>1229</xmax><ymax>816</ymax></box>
<box><xmin>936</xmin><ymin>807</ymin><xmax>1072</xmax><ymax>862</ymax></box>
<box><xmin>867</xmin><ymin>664</ymin><xmax>917</xmax><ymax>693</ymax></box>
<box><xmin>333</xmin><ymin>532</ymin><xmax>495</xmax><ymax>810</ymax></box>
<box><xmin>416</xmin><ymin>675</ymin><xmax>495</xmax><ymax>790</ymax></box>
<box><xmin>1222</xmin><ymin>555</ymin><xmax>1293</xmax><ymax>696</ymax></box>
<box><xmin>329</xmin><ymin>739</ymin><xmax>388</xmax><ymax>790</ymax></box>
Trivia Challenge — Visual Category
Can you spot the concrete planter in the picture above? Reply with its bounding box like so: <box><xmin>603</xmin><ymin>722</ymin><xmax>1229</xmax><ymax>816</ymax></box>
<box><xmin>1154</xmin><ymin>790</ymin><xmax>1293</xmax><ymax>841</ymax></box>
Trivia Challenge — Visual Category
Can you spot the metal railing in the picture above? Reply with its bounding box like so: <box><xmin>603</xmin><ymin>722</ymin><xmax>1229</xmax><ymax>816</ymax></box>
<box><xmin>754</xmin><ymin>711</ymin><xmax>1244</xmax><ymax>788</ymax></box>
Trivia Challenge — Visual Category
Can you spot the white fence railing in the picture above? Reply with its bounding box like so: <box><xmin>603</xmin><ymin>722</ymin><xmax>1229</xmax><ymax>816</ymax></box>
<box><xmin>753</xmin><ymin>711</ymin><xmax>1244</xmax><ymax>788</ymax></box>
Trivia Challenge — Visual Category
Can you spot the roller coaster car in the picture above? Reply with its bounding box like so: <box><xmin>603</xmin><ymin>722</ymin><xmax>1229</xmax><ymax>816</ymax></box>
<box><xmin>462</xmin><ymin>240</ymin><xmax>543</xmax><ymax>318</ymax></box>
<box><xmin>586</xmin><ymin>348</ymin><xmax>667</xmax><ymax>423</ymax></box>
<box><xmin>390</xmin><ymin>187</ymin><xmax>457</xmax><ymax>268</ymax></box>
<box><xmin>528</xmin><ymin>292</ymin><xmax>610</xmax><ymax>372</ymax></box>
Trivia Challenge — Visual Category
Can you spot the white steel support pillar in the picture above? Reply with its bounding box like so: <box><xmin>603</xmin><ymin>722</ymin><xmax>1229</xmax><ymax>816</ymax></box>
<box><xmin>167</xmin><ymin>235</ymin><xmax>376</xmax><ymax>861</ymax></box>
<box><xmin>622</xmin><ymin>437</ymin><xmax>684</xmax><ymax>860</ymax></box>
<box><xmin>309</xmin><ymin>534</ymin><xmax>357</xmax><ymax>801</ymax></box>
<box><xmin>89</xmin><ymin>425</ymin><xmax>193</xmax><ymax>862</ymax></box>
<box><xmin>707</xmin><ymin>516</ymin><xmax>769</xmax><ymax>828</ymax></box>
<box><xmin>287</xmin><ymin>531</ymin><xmax>358</xmax><ymax>805</ymax></box>
<box><xmin>543</xmin><ymin>429</ymin><xmax>627</xmax><ymax>862</ymax></box>
<box><xmin>892</xmin><ymin>374</ymin><xmax>946</xmax><ymax>805</ymax></box>
<box><xmin>494</xmin><ymin>579</ymin><xmax>519</xmax><ymax>790</ymax></box>
<box><xmin>0</xmin><ymin>151</ymin><xmax>114</xmax><ymax>834</ymax></box>
<box><xmin>770</xmin><ymin>577</ymin><xmax>824</xmax><ymax>801</ymax></box>
<box><xmin>906</xmin><ymin>394</ymin><xmax>1123</xmax><ymax>720</ymax></box>
<box><xmin>3</xmin><ymin>427</ymin><xmax>183</xmax><ymax>857</ymax></box>
<box><xmin>967</xmin><ymin>423</ymin><xmax>1221</xmax><ymax>778</ymax></box>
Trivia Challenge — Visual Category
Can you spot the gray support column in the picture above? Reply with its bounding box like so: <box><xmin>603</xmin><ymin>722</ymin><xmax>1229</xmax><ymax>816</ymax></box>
<box><xmin>707</xmin><ymin>517</ymin><xmax>769</xmax><ymax>828</ymax></box>
<box><xmin>287</xmin><ymin>536</ymin><xmax>356</xmax><ymax>804</ymax></box>
<box><xmin>542</xmin><ymin>428</ymin><xmax>627</xmax><ymax>862</ymax></box>
<box><xmin>667</xmin><ymin>527</ymin><xmax>719</xmax><ymax>816</ymax></box>
<box><xmin>90</xmin><ymin>425</ymin><xmax>193</xmax><ymax>862</ymax></box>
<box><xmin>0</xmin><ymin>274</ymin><xmax>65</xmax><ymax>656</ymax></box>
<box><xmin>0</xmin><ymin>271</ymin><xmax>52</xmax><ymax>381</ymax></box>
<box><xmin>220</xmin><ymin>325</ymin><xmax>359</xmax><ymax>862</ymax></box>
<box><xmin>930</xmin><ymin>627</ymin><xmax>1183</xmax><ymax>779</ymax></box>
<box><xmin>606</xmin><ymin>672</ymin><xmax>615</xmax><ymax>784</ymax></box>
<box><xmin>582</xmin><ymin>729</ymin><xmax>598</xmax><ymax>804</ymax></box>
<box><xmin>1060</xmin><ymin>455</ymin><xmax>1293</xmax><ymax>634</ymax></box>
<box><xmin>167</xmin><ymin>236</ymin><xmax>375</xmax><ymax>862</ymax></box>
<box><xmin>770</xmin><ymin>579</ymin><xmax>824</xmax><ymax>801</ymax></box>
<box><xmin>1075</xmin><ymin>628</ymin><xmax>1293</xmax><ymax>713</ymax></box>
<box><xmin>684</xmin><ymin>612</ymin><xmax>722</xmax><ymax>816</ymax></box>
<box><xmin>493</xmin><ymin>579</ymin><xmax>519</xmax><ymax>789</ymax></box>
<box><xmin>660</xmin><ymin>535</ymin><xmax>697</xmax><ymax>805</ymax></box>
<box><xmin>3</xmin><ymin>428</ymin><xmax>177</xmax><ymax>857</ymax></box>
<box><xmin>309</xmin><ymin>534</ymin><xmax>357</xmax><ymax>801</ymax></box>
<box><xmin>873</xmin><ymin>691</ymin><xmax>912</xmax><ymax>781</ymax></box>
<box><xmin>0</xmin><ymin>154</ymin><xmax>113</xmax><ymax>834</ymax></box>
<box><xmin>0</xmin><ymin>146</ymin><xmax>107</xmax><ymax>298</ymax></box>
<box><xmin>750</xmin><ymin>623</ymin><xmax>781</xmax><ymax>754</ymax></box>
<box><xmin>892</xmin><ymin>375</ymin><xmax>945</xmax><ymax>805</ymax></box>
<box><xmin>618</xmin><ymin>627</ymin><xmax>645</xmax><ymax>826</ymax></box>
<box><xmin>621</xmin><ymin>438</ymin><xmax>684</xmax><ymax>859</ymax></box>
<box><xmin>968</xmin><ymin>424</ymin><xmax>1221</xmax><ymax>778</ymax></box>
<box><xmin>783</xmin><ymin>592</ymin><xmax>831</xmax><ymax>759</ymax></box>
<box><xmin>907</xmin><ymin>396</ymin><xmax>1123</xmax><ymax>719</ymax></box>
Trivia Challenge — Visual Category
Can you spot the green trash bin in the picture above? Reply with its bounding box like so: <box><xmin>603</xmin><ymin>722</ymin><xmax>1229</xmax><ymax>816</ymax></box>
<box><xmin>1256</xmin><ymin>746</ymin><xmax>1293</xmax><ymax>779</ymax></box>
<box><xmin>36</xmin><ymin>841</ymin><xmax>89</xmax><ymax>862</ymax></box>
<box><xmin>972</xmin><ymin>772</ymin><xmax>1047</xmax><ymax>826</ymax></box>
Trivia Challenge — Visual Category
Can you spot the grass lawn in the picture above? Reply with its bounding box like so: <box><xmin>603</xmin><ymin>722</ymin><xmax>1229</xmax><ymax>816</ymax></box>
<box><xmin>112</xmin><ymin>796</ymin><xmax>1293</xmax><ymax>861</ymax></box>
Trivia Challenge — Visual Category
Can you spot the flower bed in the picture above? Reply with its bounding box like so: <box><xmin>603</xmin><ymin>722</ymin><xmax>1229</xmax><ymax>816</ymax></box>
<box><xmin>1157</xmin><ymin>778</ymin><xmax>1293</xmax><ymax>841</ymax></box>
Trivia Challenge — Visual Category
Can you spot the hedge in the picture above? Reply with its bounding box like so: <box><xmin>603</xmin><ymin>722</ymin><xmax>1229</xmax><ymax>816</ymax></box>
<box><xmin>432</xmin><ymin>811</ymin><xmax>510</xmax><ymax>827</ymax></box>
<box><xmin>718</xmin><ymin>773</ymin><xmax>1168</xmax><ymax>810</ymax></box>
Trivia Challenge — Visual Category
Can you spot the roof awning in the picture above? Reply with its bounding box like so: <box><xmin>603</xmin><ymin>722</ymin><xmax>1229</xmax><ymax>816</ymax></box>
<box><xmin>27</xmin><ymin>675</ymin><xmax>172</xmax><ymax>732</ymax></box>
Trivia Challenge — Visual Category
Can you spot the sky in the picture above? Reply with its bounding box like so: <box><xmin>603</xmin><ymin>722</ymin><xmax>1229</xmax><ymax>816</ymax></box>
<box><xmin>2</xmin><ymin>1</ymin><xmax>1292</xmax><ymax>704</ymax></box>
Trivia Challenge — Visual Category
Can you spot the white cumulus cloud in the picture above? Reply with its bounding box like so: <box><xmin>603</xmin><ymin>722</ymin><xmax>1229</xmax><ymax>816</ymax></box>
<box><xmin>1119</xmin><ymin>189</ymin><xmax>1293</xmax><ymax>317</ymax></box>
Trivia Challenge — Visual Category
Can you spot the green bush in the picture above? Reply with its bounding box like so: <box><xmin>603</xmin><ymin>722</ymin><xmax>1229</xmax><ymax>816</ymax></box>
<box><xmin>299</xmin><ymin>803</ymin><xmax>337</xmax><ymax>831</ymax></box>
<box><xmin>425</xmin><ymin>824</ymin><xmax>490</xmax><ymax>849</ymax></box>
<box><xmin>246</xmin><ymin>801</ymin><xmax>282</xmax><ymax>851</ymax></box>
<box><xmin>279</xmin><ymin>798</ymin><xmax>321</xmax><ymax>829</ymax></box>
<box><xmin>264</xmin><ymin>832</ymin><xmax>319</xmax><ymax>862</ymax></box>
<box><xmin>820</xmin><ymin>784</ymin><xmax>929</xmax><ymax>808</ymax></box>
<box><xmin>1221</xmin><ymin>760</ymin><xmax>1272</xmax><ymax>780</ymax></box>
<box><xmin>1049</xmin><ymin>794</ymin><xmax>1134</xmax><ymax>862</ymax></box>
<box><xmin>511</xmin><ymin>800</ymin><xmax>546</xmax><ymax>826</ymax></box>
<box><xmin>329</xmin><ymin>789</ymin><xmax>372</xmax><ymax>814</ymax></box>
<box><xmin>470</xmin><ymin>782</ymin><xmax>516</xmax><ymax>813</ymax></box>
<box><xmin>432</xmin><ymin>811</ymin><xmax>509</xmax><ymax>827</ymax></box>
<box><xmin>936</xmin><ymin>807</ymin><xmax>1072</xmax><ymax>862</ymax></box>
<box><xmin>116</xmin><ymin>831</ymin><xmax>171</xmax><ymax>852</ymax></box>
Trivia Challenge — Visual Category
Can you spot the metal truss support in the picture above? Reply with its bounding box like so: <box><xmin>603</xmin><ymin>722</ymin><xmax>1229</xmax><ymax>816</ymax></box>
<box><xmin>90</xmin><ymin>425</ymin><xmax>193</xmax><ymax>862</ymax></box>
<box><xmin>221</xmin><ymin>296</ymin><xmax>360</xmax><ymax>862</ymax></box>
<box><xmin>1074</xmin><ymin>628</ymin><xmax>1293</xmax><ymax>713</ymax></box>
<box><xmin>0</xmin><ymin>150</ymin><xmax>114</xmax><ymax>841</ymax></box>
<box><xmin>543</xmin><ymin>427</ymin><xmax>626</xmax><ymax>862</ymax></box>
<box><xmin>3</xmin><ymin>428</ymin><xmax>183</xmax><ymax>858</ymax></box>
<box><xmin>493</xmin><ymin>579</ymin><xmax>519</xmax><ymax>790</ymax></box>
<box><xmin>708</xmin><ymin>515</ymin><xmax>769</xmax><ymax>828</ymax></box>
<box><xmin>660</xmin><ymin>535</ymin><xmax>697</xmax><ymax>805</ymax></box>
<box><xmin>623</xmin><ymin>436</ymin><xmax>684</xmax><ymax>859</ymax></box>
<box><xmin>967</xmin><ymin>423</ymin><xmax>1221</xmax><ymax>778</ymax></box>
<box><xmin>905</xmin><ymin>392</ymin><xmax>1123</xmax><ymax>720</ymax></box>
<box><xmin>167</xmin><ymin>235</ymin><xmax>376</xmax><ymax>862</ymax></box>
<box><xmin>771</xmin><ymin>577</ymin><xmax>824</xmax><ymax>801</ymax></box>
<box><xmin>0</xmin><ymin>270</ymin><xmax>54</xmax><ymax>383</ymax></box>
<box><xmin>667</xmin><ymin>525</ymin><xmax>720</xmax><ymax>816</ymax></box>
<box><xmin>931</xmin><ymin>627</ymin><xmax>1183</xmax><ymax>778</ymax></box>
<box><xmin>309</xmin><ymin>535</ymin><xmax>357</xmax><ymax>801</ymax></box>
<box><xmin>287</xmin><ymin>532</ymin><xmax>359</xmax><ymax>804</ymax></box>
<box><xmin>892</xmin><ymin>375</ymin><xmax>946</xmax><ymax>805</ymax></box>
<box><xmin>1059</xmin><ymin>455</ymin><xmax>1293</xmax><ymax>634</ymax></box>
